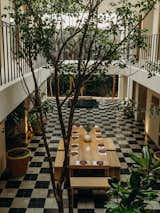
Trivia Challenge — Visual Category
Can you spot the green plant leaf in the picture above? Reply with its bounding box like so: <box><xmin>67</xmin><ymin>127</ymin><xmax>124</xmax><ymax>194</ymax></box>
<box><xmin>142</xmin><ymin>145</ymin><xmax>152</xmax><ymax>168</ymax></box>
<box><xmin>142</xmin><ymin>191</ymin><xmax>157</xmax><ymax>200</ymax></box>
<box><xmin>152</xmin><ymin>159</ymin><xmax>160</xmax><ymax>170</ymax></box>
<box><xmin>105</xmin><ymin>201</ymin><xmax>120</xmax><ymax>210</ymax></box>
<box><xmin>130</xmin><ymin>171</ymin><xmax>141</xmax><ymax>189</ymax></box>
<box><xmin>129</xmin><ymin>153</ymin><xmax>146</xmax><ymax>168</ymax></box>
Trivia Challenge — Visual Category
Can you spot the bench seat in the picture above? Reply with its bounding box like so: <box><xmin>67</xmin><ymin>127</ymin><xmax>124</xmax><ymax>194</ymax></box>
<box><xmin>70</xmin><ymin>177</ymin><xmax>110</xmax><ymax>207</ymax></box>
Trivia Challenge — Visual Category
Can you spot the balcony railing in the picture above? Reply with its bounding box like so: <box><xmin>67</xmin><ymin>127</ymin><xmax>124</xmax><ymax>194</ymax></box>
<box><xmin>0</xmin><ymin>21</ymin><xmax>46</xmax><ymax>86</ymax></box>
<box><xmin>133</xmin><ymin>34</ymin><xmax>160</xmax><ymax>74</ymax></box>
<box><xmin>1</xmin><ymin>20</ymin><xmax>159</xmax><ymax>86</ymax></box>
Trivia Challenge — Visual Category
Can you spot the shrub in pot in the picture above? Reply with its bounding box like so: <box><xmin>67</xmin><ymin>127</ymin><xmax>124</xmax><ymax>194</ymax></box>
<box><xmin>28</xmin><ymin>112</ymin><xmax>42</xmax><ymax>135</ymax></box>
<box><xmin>123</xmin><ymin>99</ymin><xmax>135</xmax><ymax>118</ymax></box>
<box><xmin>28</xmin><ymin>100</ymin><xmax>53</xmax><ymax>135</ymax></box>
<box><xmin>5</xmin><ymin>103</ymin><xmax>28</xmax><ymax>150</ymax></box>
<box><xmin>7</xmin><ymin>147</ymin><xmax>31</xmax><ymax>177</ymax></box>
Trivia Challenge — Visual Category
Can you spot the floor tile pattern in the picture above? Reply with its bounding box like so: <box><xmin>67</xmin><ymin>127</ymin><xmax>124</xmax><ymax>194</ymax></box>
<box><xmin>0</xmin><ymin>98</ymin><xmax>160</xmax><ymax>212</ymax></box>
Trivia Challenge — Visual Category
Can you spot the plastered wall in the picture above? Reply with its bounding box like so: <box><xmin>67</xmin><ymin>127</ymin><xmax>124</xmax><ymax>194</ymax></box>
<box><xmin>145</xmin><ymin>89</ymin><xmax>160</xmax><ymax>146</ymax></box>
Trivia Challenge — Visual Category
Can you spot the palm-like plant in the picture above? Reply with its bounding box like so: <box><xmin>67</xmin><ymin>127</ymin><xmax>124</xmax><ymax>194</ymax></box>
<box><xmin>130</xmin><ymin>145</ymin><xmax>160</xmax><ymax>187</ymax></box>
<box><xmin>105</xmin><ymin>146</ymin><xmax>160</xmax><ymax>213</ymax></box>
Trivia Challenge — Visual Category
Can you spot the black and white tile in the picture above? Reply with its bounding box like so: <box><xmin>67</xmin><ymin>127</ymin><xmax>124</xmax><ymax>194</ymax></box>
<box><xmin>0</xmin><ymin>98</ymin><xmax>160</xmax><ymax>213</ymax></box>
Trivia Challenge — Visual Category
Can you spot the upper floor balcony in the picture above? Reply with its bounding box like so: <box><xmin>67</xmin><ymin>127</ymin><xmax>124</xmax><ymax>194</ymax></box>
<box><xmin>1</xmin><ymin>18</ymin><xmax>160</xmax><ymax>94</ymax></box>
<box><xmin>0</xmin><ymin>21</ymin><xmax>47</xmax><ymax>87</ymax></box>
<box><xmin>130</xmin><ymin>34</ymin><xmax>160</xmax><ymax>76</ymax></box>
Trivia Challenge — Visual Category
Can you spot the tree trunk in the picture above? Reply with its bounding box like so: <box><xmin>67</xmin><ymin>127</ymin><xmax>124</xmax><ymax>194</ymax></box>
<box><xmin>29</xmin><ymin>57</ymin><xmax>64</xmax><ymax>213</ymax></box>
<box><xmin>54</xmin><ymin>63</ymin><xmax>82</xmax><ymax>212</ymax></box>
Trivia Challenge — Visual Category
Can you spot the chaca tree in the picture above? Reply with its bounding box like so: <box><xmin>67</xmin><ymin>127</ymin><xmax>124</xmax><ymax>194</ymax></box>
<box><xmin>6</xmin><ymin>0</ymin><xmax>160</xmax><ymax>212</ymax></box>
<box><xmin>44</xmin><ymin>1</ymin><xmax>160</xmax><ymax>212</ymax></box>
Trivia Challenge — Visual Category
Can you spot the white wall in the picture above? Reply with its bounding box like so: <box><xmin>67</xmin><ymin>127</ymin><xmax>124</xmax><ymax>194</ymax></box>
<box><xmin>0</xmin><ymin>67</ymin><xmax>51</xmax><ymax>122</ymax></box>
<box><xmin>1</xmin><ymin>0</ymin><xmax>11</xmax><ymax>22</ymax></box>
<box><xmin>124</xmin><ymin>65</ymin><xmax>160</xmax><ymax>95</ymax></box>
<box><xmin>145</xmin><ymin>89</ymin><xmax>160</xmax><ymax>146</ymax></box>
<box><xmin>142</xmin><ymin>9</ymin><xmax>154</xmax><ymax>34</ymax></box>
<box><xmin>98</xmin><ymin>0</ymin><xmax>138</xmax><ymax>13</ymax></box>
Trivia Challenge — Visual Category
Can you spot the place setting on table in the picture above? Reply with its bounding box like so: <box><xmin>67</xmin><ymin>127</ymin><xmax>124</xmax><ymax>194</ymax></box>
<box><xmin>56</xmin><ymin>122</ymin><xmax>121</xmax><ymax>179</ymax></box>
<box><xmin>69</xmin><ymin>123</ymin><xmax>113</xmax><ymax>170</ymax></box>
<box><xmin>58</xmin><ymin>122</ymin><xmax>116</xmax><ymax>154</ymax></box>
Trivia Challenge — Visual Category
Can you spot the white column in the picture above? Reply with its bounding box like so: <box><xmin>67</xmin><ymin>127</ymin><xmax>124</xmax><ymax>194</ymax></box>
<box><xmin>118</xmin><ymin>75</ymin><xmax>123</xmax><ymax>99</ymax></box>
<box><xmin>152</xmin><ymin>4</ymin><xmax>160</xmax><ymax>34</ymax></box>
<box><xmin>127</xmin><ymin>77</ymin><xmax>133</xmax><ymax>100</ymax></box>
<box><xmin>134</xmin><ymin>83</ymin><xmax>139</xmax><ymax>121</ymax></box>
<box><xmin>118</xmin><ymin>75</ymin><xmax>127</xmax><ymax>100</ymax></box>
<box><xmin>151</xmin><ymin>4</ymin><xmax>160</xmax><ymax>61</ymax></box>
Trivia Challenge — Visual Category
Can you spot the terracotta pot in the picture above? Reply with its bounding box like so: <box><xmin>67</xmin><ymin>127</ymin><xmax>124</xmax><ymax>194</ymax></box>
<box><xmin>7</xmin><ymin>147</ymin><xmax>31</xmax><ymax>177</ymax></box>
<box><xmin>153</xmin><ymin>151</ymin><xmax>160</xmax><ymax>161</ymax></box>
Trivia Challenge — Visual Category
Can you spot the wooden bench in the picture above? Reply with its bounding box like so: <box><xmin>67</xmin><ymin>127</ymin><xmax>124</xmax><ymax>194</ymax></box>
<box><xmin>54</xmin><ymin>151</ymin><xmax>64</xmax><ymax>181</ymax></box>
<box><xmin>70</xmin><ymin>177</ymin><xmax>110</xmax><ymax>207</ymax></box>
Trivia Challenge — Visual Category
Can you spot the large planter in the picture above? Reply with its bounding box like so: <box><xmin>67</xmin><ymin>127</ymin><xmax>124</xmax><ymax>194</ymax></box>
<box><xmin>153</xmin><ymin>151</ymin><xmax>160</xmax><ymax>161</ymax></box>
<box><xmin>7</xmin><ymin>147</ymin><xmax>31</xmax><ymax>177</ymax></box>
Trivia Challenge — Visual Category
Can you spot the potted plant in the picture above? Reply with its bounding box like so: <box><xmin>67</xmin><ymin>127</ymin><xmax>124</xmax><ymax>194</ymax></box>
<box><xmin>123</xmin><ymin>99</ymin><xmax>135</xmax><ymax>118</ymax></box>
<box><xmin>5</xmin><ymin>103</ymin><xmax>27</xmax><ymax>150</ymax></box>
<box><xmin>28</xmin><ymin>111</ymin><xmax>42</xmax><ymax>135</ymax></box>
<box><xmin>5</xmin><ymin>103</ymin><xmax>31</xmax><ymax>177</ymax></box>
<box><xmin>83</xmin><ymin>123</ymin><xmax>94</xmax><ymax>142</ymax></box>
<box><xmin>28</xmin><ymin>100</ymin><xmax>53</xmax><ymax>135</ymax></box>
<box><xmin>105</xmin><ymin>146</ymin><xmax>160</xmax><ymax>212</ymax></box>
<box><xmin>7</xmin><ymin>147</ymin><xmax>31</xmax><ymax>177</ymax></box>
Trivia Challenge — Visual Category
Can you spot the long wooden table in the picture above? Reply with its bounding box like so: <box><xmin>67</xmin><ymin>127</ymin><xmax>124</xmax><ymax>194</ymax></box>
<box><xmin>58</xmin><ymin>128</ymin><xmax>116</xmax><ymax>151</ymax></box>
<box><xmin>55</xmin><ymin>126</ymin><xmax>121</xmax><ymax>180</ymax></box>
<box><xmin>68</xmin><ymin>126</ymin><xmax>120</xmax><ymax>179</ymax></box>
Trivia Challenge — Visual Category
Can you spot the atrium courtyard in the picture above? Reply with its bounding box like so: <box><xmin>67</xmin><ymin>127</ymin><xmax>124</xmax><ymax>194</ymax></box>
<box><xmin>0</xmin><ymin>98</ymin><xmax>160</xmax><ymax>213</ymax></box>
<box><xmin>1</xmin><ymin>0</ymin><xmax>160</xmax><ymax>212</ymax></box>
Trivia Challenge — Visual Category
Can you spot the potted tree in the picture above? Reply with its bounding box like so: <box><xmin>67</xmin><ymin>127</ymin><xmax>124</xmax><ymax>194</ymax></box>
<box><xmin>123</xmin><ymin>99</ymin><xmax>135</xmax><ymax>118</ymax></box>
<box><xmin>6</xmin><ymin>103</ymin><xmax>31</xmax><ymax>177</ymax></box>
<box><xmin>7</xmin><ymin>147</ymin><xmax>31</xmax><ymax>177</ymax></box>
<box><xmin>28</xmin><ymin>100</ymin><xmax>53</xmax><ymax>135</ymax></box>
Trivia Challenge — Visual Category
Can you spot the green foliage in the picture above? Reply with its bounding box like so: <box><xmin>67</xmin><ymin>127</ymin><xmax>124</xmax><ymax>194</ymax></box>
<box><xmin>130</xmin><ymin>145</ymin><xmax>160</xmax><ymax>185</ymax></box>
<box><xmin>5</xmin><ymin>103</ymin><xmax>25</xmax><ymax>139</ymax></box>
<box><xmin>5</xmin><ymin>103</ymin><xmax>26</xmax><ymax>150</ymax></box>
<box><xmin>6</xmin><ymin>103</ymin><xmax>25</xmax><ymax>127</ymax></box>
<box><xmin>6</xmin><ymin>0</ymin><xmax>160</xmax><ymax>76</ymax></box>
<box><xmin>123</xmin><ymin>99</ymin><xmax>135</xmax><ymax>118</ymax></box>
<box><xmin>106</xmin><ymin>145</ymin><xmax>160</xmax><ymax>213</ymax></box>
<box><xmin>8</xmin><ymin>148</ymin><xmax>30</xmax><ymax>157</ymax></box>
<box><xmin>28</xmin><ymin>100</ymin><xmax>53</xmax><ymax>127</ymax></box>
<box><xmin>41</xmin><ymin>100</ymin><xmax>54</xmax><ymax>117</ymax></box>
<box><xmin>28</xmin><ymin>111</ymin><xmax>38</xmax><ymax>128</ymax></box>
<box><xmin>84</xmin><ymin>123</ymin><xmax>94</xmax><ymax>132</ymax></box>
<box><xmin>145</xmin><ymin>61</ymin><xmax>160</xmax><ymax>78</ymax></box>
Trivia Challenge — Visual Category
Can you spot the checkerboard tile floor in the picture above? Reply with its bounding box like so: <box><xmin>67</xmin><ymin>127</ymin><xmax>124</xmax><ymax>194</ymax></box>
<box><xmin>0</xmin><ymin>98</ymin><xmax>160</xmax><ymax>213</ymax></box>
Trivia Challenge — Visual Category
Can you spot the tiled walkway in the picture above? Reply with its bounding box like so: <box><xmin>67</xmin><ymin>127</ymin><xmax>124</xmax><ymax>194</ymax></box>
<box><xmin>0</xmin><ymin>98</ymin><xmax>160</xmax><ymax>213</ymax></box>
